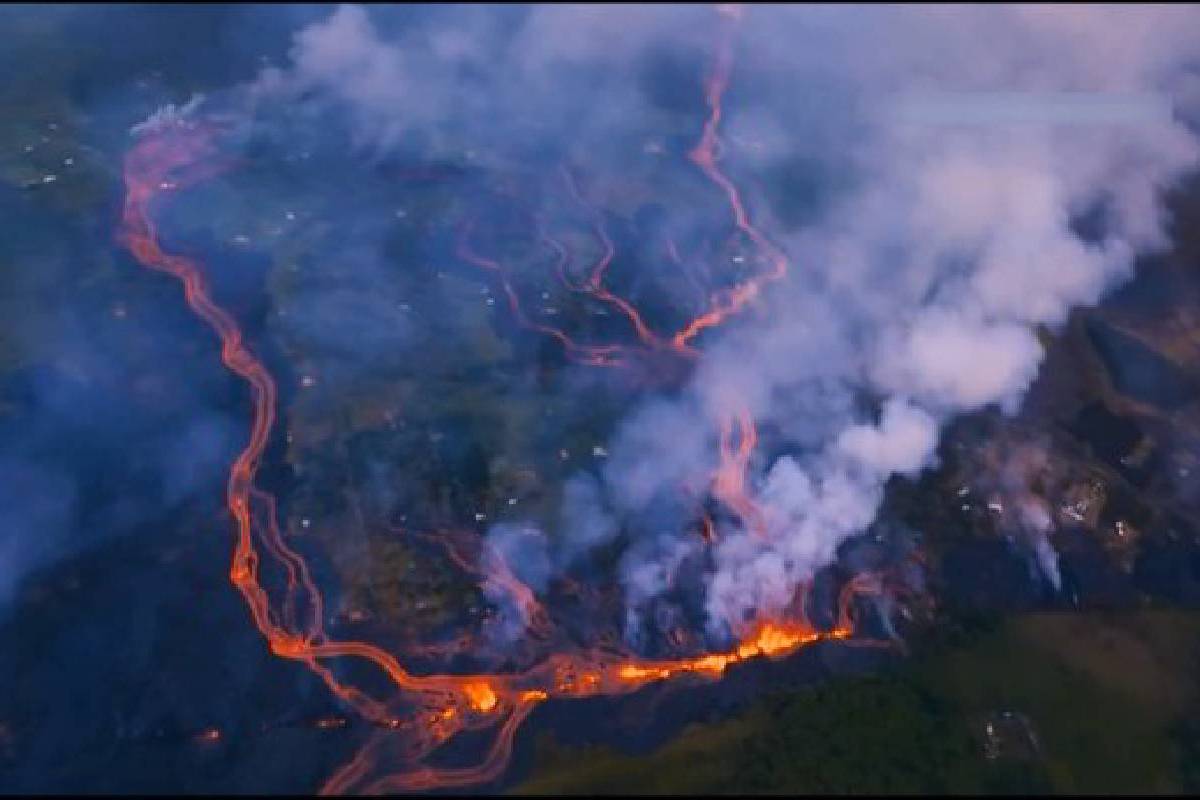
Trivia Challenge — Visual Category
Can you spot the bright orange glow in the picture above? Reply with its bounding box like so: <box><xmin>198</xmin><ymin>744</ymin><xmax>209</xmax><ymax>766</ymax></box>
<box><xmin>117</xmin><ymin>8</ymin><xmax>898</xmax><ymax>795</ymax></box>
<box><xmin>612</xmin><ymin>618</ymin><xmax>847</xmax><ymax>687</ymax></box>
<box><xmin>463</xmin><ymin>682</ymin><xmax>498</xmax><ymax>713</ymax></box>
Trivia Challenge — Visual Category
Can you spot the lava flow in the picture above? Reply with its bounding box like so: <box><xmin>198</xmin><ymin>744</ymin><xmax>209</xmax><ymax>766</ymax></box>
<box><xmin>672</xmin><ymin>2</ymin><xmax>790</xmax><ymax>352</ymax></box>
<box><xmin>119</xmin><ymin>6</ymin><xmax>897</xmax><ymax>795</ymax></box>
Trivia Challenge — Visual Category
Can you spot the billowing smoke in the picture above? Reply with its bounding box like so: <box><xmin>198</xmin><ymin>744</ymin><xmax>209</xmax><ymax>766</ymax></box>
<box><xmin>138</xmin><ymin>5</ymin><xmax>1200</xmax><ymax>645</ymax></box>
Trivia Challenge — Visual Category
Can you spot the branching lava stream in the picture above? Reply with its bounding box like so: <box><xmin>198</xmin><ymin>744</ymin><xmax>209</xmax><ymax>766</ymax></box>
<box><xmin>119</xmin><ymin>7</ymin><xmax>893</xmax><ymax>794</ymax></box>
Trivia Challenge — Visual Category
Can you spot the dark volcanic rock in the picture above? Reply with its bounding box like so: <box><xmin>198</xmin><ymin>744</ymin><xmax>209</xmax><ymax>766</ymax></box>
<box><xmin>1067</xmin><ymin>401</ymin><xmax>1157</xmax><ymax>487</ymax></box>
<box><xmin>1134</xmin><ymin>539</ymin><xmax>1200</xmax><ymax>608</ymax></box>
<box><xmin>1055</xmin><ymin>528</ymin><xmax>1139</xmax><ymax>610</ymax></box>
<box><xmin>1085</xmin><ymin>318</ymin><xmax>1198</xmax><ymax>410</ymax></box>
<box><xmin>938</xmin><ymin>539</ymin><xmax>1049</xmax><ymax>614</ymax></box>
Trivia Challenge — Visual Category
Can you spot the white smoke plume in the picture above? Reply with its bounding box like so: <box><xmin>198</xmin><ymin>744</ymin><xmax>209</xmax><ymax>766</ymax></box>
<box><xmin>130</xmin><ymin>93</ymin><xmax>206</xmax><ymax>137</ymax></box>
<box><xmin>971</xmin><ymin>436</ymin><xmax>1064</xmax><ymax>591</ymax></box>
<box><xmin>218</xmin><ymin>4</ymin><xmax>1199</xmax><ymax>642</ymax></box>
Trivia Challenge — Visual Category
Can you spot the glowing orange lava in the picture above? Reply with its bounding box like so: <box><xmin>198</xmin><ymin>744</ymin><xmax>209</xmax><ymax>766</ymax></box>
<box><xmin>713</xmin><ymin>404</ymin><xmax>769</xmax><ymax>537</ymax></box>
<box><xmin>118</xmin><ymin>6</ymin><xmax>896</xmax><ymax>794</ymax></box>
<box><xmin>671</xmin><ymin>3</ymin><xmax>790</xmax><ymax>351</ymax></box>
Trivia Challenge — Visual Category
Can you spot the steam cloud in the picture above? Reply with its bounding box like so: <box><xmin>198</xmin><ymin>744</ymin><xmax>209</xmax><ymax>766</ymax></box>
<box><xmin>142</xmin><ymin>5</ymin><xmax>1200</xmax><ymax>644</ymax></box>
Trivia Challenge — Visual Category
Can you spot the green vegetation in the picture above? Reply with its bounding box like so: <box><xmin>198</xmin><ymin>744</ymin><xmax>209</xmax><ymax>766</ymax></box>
<box><xmin>338</xmin><ymin>536</ymin><xmax>473</xmax><ymax>630</ymax></box>
<box><xmin>514</xmin><ymin>609</ymin><xmax>1200</xmax><ymax>794</ymax></box>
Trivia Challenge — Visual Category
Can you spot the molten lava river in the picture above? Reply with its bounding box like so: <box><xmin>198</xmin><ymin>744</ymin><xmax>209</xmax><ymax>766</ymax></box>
<box><xmin>118</xmin><ymin>8</ymin><xmax>907</xmax><ymax>794</ymax></box>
